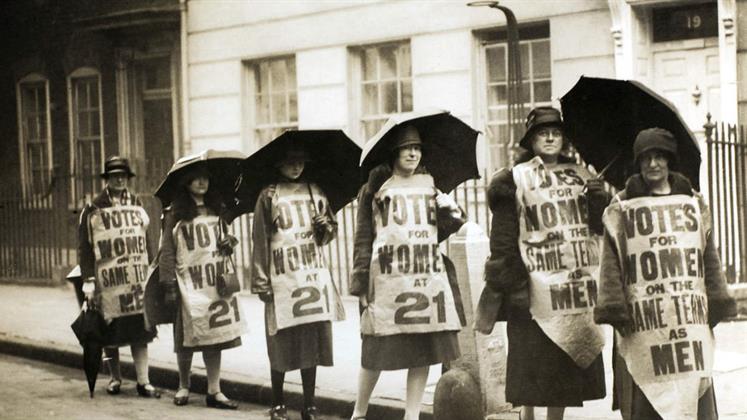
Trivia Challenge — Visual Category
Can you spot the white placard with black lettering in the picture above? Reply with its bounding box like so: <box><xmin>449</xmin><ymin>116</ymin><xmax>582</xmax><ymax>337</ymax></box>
<box><xmin>269</xmin><ymin>183</ymin><xmax>343</xmax><ymax>333</ymax></box>
<box><xmin>513</xmin><ymin>158</ymin><xmax>605</xmax><ymax>368</ymax></box>
<box><xmin>174</xmin><ymin>215</ymin><xmax>247</xmax><ymax>347</ymax></box>
<box><xmin>604</xmin><ymin>194</ymin><xmax>714</xmax><ymax>420</ymax></box>
<box><xmin>363</xmin><ymin>174</ymin><xmax>461</xmax><ymax>336</ymax></box>
<box><xmin>90</xmin><ymin>205</ymin><xmax>150</xmax><ymax>321</ymax></box>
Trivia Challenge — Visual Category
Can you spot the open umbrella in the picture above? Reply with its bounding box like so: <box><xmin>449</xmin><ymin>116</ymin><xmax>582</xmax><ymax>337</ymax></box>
<box><xmin>360</xmin><ymin>108</ymin><xmax>480</xmax><ymax>193</ymax></box>
<box><xmin>560</xmin><ymin>76</ymin><xmax>701</xmax><ymax>190</ymax></box>
<box><xmin>232</xmin><ymin>130</ymin><xmax>362</xmax><ymax>216</ymax></box>
<box><xmin>155</xmin><ymin>149</ymin><xmax>247</xmax><ymax>208</ymax></box>
<box><xmin>70</xmin><ymin>300</ymin><xmax>107</xmax><ymax>398</ymax></box>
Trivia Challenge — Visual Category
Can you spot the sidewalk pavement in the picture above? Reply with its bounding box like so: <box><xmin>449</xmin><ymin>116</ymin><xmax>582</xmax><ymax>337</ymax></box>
<box><xmin>0</xmin><ymin>282</ymin><xmax>745</xmax><ymax>420</ymax></box>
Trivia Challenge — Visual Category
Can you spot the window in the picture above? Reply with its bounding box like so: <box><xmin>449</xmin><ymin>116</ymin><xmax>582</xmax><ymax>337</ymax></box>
<box><xmin>480</xmin><ymin>26</ymin><xmax>551</xmax><ymax>172</ymax></box>
<box><xmin>16</xmin><ymin>73</ymin><xmax>52</xmax><ymax>197</ymax></box>
<box><xmin>356</xmin><ymin>42</ymin><xmax>412</xmax><ymax>140</ymax></box>
<box><xmin>247</xmin><ymin>56</ymin><xmax>298</xmax><ymax>147</ymax></box>
<box><xmin>68</xmin><ymin>67</ymin><xmax>104</xmax><ymax>204</ymax></box>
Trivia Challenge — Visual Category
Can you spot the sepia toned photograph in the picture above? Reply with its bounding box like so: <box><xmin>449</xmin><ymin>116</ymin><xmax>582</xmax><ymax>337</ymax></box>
<box><xmin>0</xmin><ymin>1</ymin><xmax>744</xmax><ymax>419</ymax></box>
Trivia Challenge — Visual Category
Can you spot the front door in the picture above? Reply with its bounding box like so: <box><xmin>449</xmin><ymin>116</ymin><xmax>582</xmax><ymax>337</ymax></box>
<box><xmin>653</xmin><ymin>43</ymin><xmax>721</xmax><ymax>137</ymax></box>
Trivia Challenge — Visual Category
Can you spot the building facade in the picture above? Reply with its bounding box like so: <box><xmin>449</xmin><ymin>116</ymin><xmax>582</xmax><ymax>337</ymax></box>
<box><xmin>183</xmin><ymin>0</ymin><xmax>736</xmax><ymax>178</ymax></box>
<box><xmin>0</xmin><ymin>0</ymin><xmax>742</xmax><ymax>284</ymax></box>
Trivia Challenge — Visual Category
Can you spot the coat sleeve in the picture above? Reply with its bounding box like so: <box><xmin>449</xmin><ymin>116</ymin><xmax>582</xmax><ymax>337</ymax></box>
<box><xmin>594</xmin><ymin>224</ymin><xmax>631</xmax><ymax>328</ymax></box>
<box><xmin>587</xmin><ymin>187</ymin><xmax>612</xmax><ymax>236</ymax></box>
<box><xmin>78</xmin><ymin>204</ymin><xmax>96</xmax><ymax>279</ymax></box>
<box><xmin>316</xmin><ymin>189</ymin><xmax>339</xmax><ymax>246</ymax></box>
<box><xmin>158</xmin><ymin>209</ymin><xmax>178</xmax><ymax>289</ymax></box>
<box><xmin>250</xmin><ymin>187</ymin><xmax>274</xmax><ymax>294</ymax></box>
<box><xmin>350</xmin><ymin>185</ymin><xmax>374</xmax><ymax>296</ymax></box>
<box><xmin>484</xmin><ymin>170</ymin><xmax>529</xmax><ymax>293</ymax></box>
<box><xmin>703</xmin><ymin>228</ymin><xmax>737</xmax><ymax>327</ymax></box>
<box><xmin>436</xmin><ymin>192</ymin><xmax>467</xmax><ymax>242</ymax></box>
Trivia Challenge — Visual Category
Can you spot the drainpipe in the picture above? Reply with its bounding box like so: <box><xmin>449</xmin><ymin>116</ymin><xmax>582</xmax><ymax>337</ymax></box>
<box><xmin>180</xmin><ymin>0</ymin><xmax>190</xmax><ymax>156</ymax></box>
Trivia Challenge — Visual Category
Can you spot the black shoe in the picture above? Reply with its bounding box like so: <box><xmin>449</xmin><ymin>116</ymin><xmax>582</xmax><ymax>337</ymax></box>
<box><xmin>302</xmin><ymin>406</ymin><xmax>319</xmax><ymax>420</ymax></box>
<box><xmin>106</xmin><ymin>379</ymin><xmax>121</xmax><ymax>395</ymax></box>
<box><xmin>206</xmin><ymin>393</ymin><xmax>238</xmax><ymax>410</ymax></box>
<box><xmin>269</xmin><ymin>404</ymin><xmax>289</xmax><ymax>420</ymax></box>
<box><xmin>173</xmin><ymin>388</ymin><xmax>189</xmax><ymax>406</ymax></box>
<box><xmin>136</xmin><ymin>383</ymin><xmax>161</xmax><ymax>398</ymax></box>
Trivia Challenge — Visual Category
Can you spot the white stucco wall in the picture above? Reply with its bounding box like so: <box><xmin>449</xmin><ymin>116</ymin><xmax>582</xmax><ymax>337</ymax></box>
<box><xmin>183</xmin><ymin>0</ymin><xmax>614</xmax><ymax>157</ymax></box>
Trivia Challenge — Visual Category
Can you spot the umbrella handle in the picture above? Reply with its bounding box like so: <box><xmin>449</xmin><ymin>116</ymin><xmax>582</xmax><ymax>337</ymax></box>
<box><xmin>306</xmin><ymin>183</ymin><xmax>318</xmax><ymax>216</ymax></box>
<box><xmin>597</xmin><ymin>153</ymin><xmax>621</xmax><ymax>180</ymax></box>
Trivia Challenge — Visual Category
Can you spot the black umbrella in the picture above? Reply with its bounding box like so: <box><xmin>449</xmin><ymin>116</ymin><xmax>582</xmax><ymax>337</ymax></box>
<box><xmin>233</xmin><ymin>130</ymin><xmax>362</xmax><ymax>215</ymax></box>
<box><xmin>70</xmin><ymin>301</ymin><xmax>107</xmax><ymax>398</ymax></box>
<box><xmin>155</xmin><ymin>149</ymin><xmax>247</xmax><ymax>208</ymax></box>
<box><xmin>561</xmin><ymin>76</ymin><xmax>701</xmax><ymax>190</ymax></box>
<box><xmin>360</xmin><ymin>108</ymin><xmax>480</xmax><ymax>193</ymax></box>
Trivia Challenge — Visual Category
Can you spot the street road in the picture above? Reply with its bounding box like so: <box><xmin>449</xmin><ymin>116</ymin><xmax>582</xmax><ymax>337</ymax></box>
<box><xmin>0</xmin><ymin>354</ymin><xmax>339</xmax><ymax>419</ymax></box>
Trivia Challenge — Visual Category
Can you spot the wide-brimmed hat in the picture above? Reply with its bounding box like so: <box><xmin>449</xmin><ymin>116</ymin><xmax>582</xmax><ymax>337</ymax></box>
<box><xmin>518</xmin><ymin>107</ymin><xmax>564</xmax><ymax>150</ymax></box>
<box><xmin>389</xmin><ymin>125</ymin><xmax>423</xmax><ymax>151</ymax></box>
<box><xmin>633</xmin><ymin>127</ymin><xmax>678</xmax><ymax>167</ymax></box>
<box><xmin>100</xmin><ymin>156</ymin><xmax>135</xmax><ymax>178</ymax></box>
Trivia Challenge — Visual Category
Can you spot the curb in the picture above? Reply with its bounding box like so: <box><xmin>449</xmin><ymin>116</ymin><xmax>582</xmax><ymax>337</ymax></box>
<box><xmin>0</xmin><ymin>335</ymin><xmax>432</xmax><ymax>420</ymax></box>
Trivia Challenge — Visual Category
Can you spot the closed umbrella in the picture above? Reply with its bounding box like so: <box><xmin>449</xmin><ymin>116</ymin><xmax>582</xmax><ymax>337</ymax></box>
<box><xmin>70</xmin><ymin>300</ymin><xmax>107</xmax><ymax>398</ymax></box>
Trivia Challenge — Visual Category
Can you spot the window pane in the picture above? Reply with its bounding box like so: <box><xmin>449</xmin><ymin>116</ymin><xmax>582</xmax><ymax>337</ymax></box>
<box><xmin>534</xmin><ymin>80</ymin><xmax>552</xmax><ymax>102</ymax></box>
<box><xmin>401</xmin><ymin>80</ymin><xmax>413</xmax><ymax>112</ymax></box>
<box><xmin>363</xmin><ymin>48</ymin><xmax>377</xmax><ymax>81</ymax></box>
<box><xmin>520</xmin><ymin>81</ymin><xmax>531</xmax><ymax>103</ymax></box>
<box><xmin>364</xmin><ymin>119</ymin><xmax>385</xmax><ymax>140</ymax></box>
<box><xmin>143</xmin><ymin>57</ymin><xmax>171</xmax><ymax>90</ymax></box>
<box><xmin>379</xmin><ymin>45</ymin><xmax>397</xmax><ymax>79</ymax></box>
<box><xmin>90</xmin><ymin>110</ymin><xmax>100</xmax><ymax>136</ymax></box>
<box><xmin>270</xmin><ymin>59</ymin><xmax>287</xmax><ymax>91</ymax></box>
<box><xmin>271</xmin><ymin>93</ymin><xmax>287</xmax><ymax>123</ymax></box>
<box><xmin>289</xmin><ymin>92</ymin><xmax>298</xmax><ymax>122</ymax></box>
<box><xmin>488</xmin><ymin>85</ymin><xmax>507</xmax><ymax>106</ymax></box>
<box><xmin>256</xmin><ymin>94</ymin><xmax>270</xmax><ymax>124</ymax></box>
<box><xmin>532</xmin><ymin>40</ymin><xmax>551</xmax><ymax>78</ymax></box>
<box><xmin>486</xmin><ymin>46</ymin><xmax>506</xmax><ymax>82</ymax></box>
<box><xmin>488</xmin><ymin>107</ymin><xmax>507</xmax><ymax>123</ymax></box>
<box><xmin>381</xmin><ymin>81</ymin><xmax>398</xmax><ymax>114</ymax></box>
<box><xmin>398</xmin><ymin>44</ymin><xmax>411</xmax><ymax>77</ymax></box>
<box><xmin>363</xmin><ymin>83</ymin><xmax>379</xmax><ymax>115</ymax></box>
<box><xmin>257</xmin><ymin>61</ymin><xmax>271</xmax><ymax>94</ymax></box>
<box><xmin>520</xmin><ymin>43</ymin><xmax>530</xmax><ymax>78</ymax></box>
<box><xmin>26</xmin><ymin>116</ymin><xmax>39</xmax><ymax>140</ymax></box>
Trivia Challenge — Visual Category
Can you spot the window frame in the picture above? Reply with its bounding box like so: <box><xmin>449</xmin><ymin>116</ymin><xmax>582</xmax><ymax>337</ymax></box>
<box><xmin>477</xmin><ymin>30</ymin><xmax>552</xmax><ymax>174</ymax></box>
<box><xmin>349</xmin><ymin>40</ymin><xmax>413</xmax><ymax>143</ymax></box>
<box><xmin>16</xmin><ymin>72</ymin><xmax>53</xmax><ymax>200</ymax></box>
<box><xmin>67</xmin><ymin>67</ymin><xmax>105</xmax><ymax>207</ymax></box>
<box><xmin>242</xmin><ymin>55</ymin><xmax>299</xmax><ymax>151</ymax></box>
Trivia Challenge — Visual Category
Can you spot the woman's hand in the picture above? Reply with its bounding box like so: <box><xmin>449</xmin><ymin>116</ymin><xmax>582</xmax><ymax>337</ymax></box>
<box><xmin>359</xmin><ymin>294</ymin><xmax>369</xmax><ymax>309</ymax></box>
<box><xmin>435</xmin><ymin>193</ymin><xmax>458</xmax><ymax>210</ymax></box>
<box><xmin>259</xmin><ymin>291</ymin><xmax>274</xmax><ymax>303</ymax></box>
<box><xmin>584</xmin><ymin>177</ymin><xmax>605</xmax><ymax>194</ymax></box>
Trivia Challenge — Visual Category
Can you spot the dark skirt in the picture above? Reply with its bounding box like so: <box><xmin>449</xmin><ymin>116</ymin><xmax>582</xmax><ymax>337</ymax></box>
<box><xmin>361</xmin><ymin>331</ymin><xmax>460</xmax><ymax>371</ymax></box>
<box><xmin>103</xmin><ymin>314</ymin><xmax>156</xmax><ymax>347</ymax></box>
<box><xmin>173</xmin><ymin>304</ymin><xmax>242</xmax><ymax>353</ymax></box>
<box><xmin>506</xmin><ymin>318</ymin><xmax>605</xmax><ymax>407</ymax></box>
<box><xmin>266</xmin><ymin>321</ymin><xmax>333</xmax><ymax>372</ymax></box>
<box><xmin>612</xmin><ymin>344</ymin><xmax>718</xmax><ymax>420</ymax></box>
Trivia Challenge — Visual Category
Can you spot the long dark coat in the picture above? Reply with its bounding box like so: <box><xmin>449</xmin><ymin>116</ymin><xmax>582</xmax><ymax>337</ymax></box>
<box><xmin>595</xmin><ymin>172</ymin><xmax>737</xmax><ymax>420</ymax></box>
<box><xmin>474</xmin><ymin>155</ymin><xmax>610</xmax><ymax>407</ymax></box>
<box><xmin>78</xmin><ymin>188</ymin><xmax>157</xmax><ymax>347</ymax></box>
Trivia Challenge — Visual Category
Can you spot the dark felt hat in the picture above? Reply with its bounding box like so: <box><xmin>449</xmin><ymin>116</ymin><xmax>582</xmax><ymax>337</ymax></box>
<box><xmin>518</xmin><ymin>107</ymin><xmax>564</xmax><ymax>150</ymax></box>
<box><xmin>100</xmin><ymin>156</ymin><xmax>135</xmax><ymax>178</ymax></box>
<box><xmin>633</xmin><ymin>127</ymin><xmax>678</xmax><ymax>167</ymax></box>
